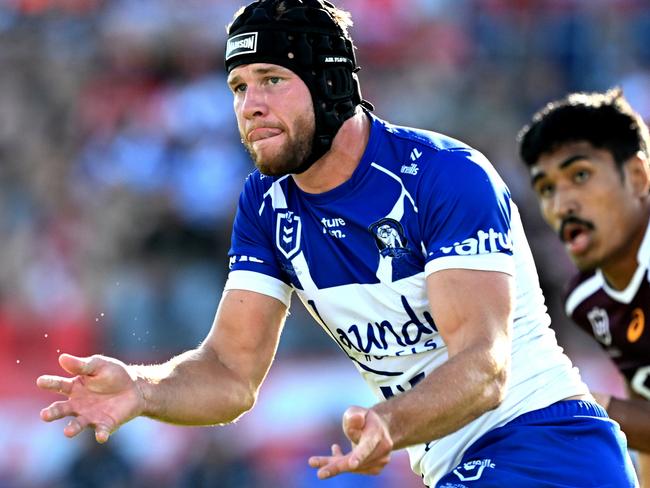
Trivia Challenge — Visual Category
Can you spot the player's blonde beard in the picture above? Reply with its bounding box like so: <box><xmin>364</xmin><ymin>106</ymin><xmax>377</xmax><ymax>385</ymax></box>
<box><xmin>242</xmin><ymin>111</ymin><xmax>315</xmax><ymax>177</ymax></box>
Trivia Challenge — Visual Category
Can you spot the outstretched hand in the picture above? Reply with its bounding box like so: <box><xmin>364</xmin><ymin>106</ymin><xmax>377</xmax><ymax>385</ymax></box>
<box><xmin>308</xmin><ymin>406</ymin><xmax>393</xmax><ymax>479</ymax></box>
<box><xmin>36</xmin><ymin>354</ymin><xmax>145</xmax><ymax>443</ymax></box>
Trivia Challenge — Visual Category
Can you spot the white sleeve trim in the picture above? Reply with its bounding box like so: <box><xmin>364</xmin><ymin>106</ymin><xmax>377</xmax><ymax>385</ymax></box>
<box><xmin>224</xmin><ymin>270</ymin><xmax>293</xmax><ymax>307</ymax></box>
<box><xmin>424</xmin><ymin>253</ymin><xmax>514</xmax><ymax>277</ymax></box>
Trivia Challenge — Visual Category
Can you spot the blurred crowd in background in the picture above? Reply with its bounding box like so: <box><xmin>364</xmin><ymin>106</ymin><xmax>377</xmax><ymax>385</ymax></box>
<box><xmin>1</xmin><ymin>0</ymin><xmax>650</xmax><ymax>486</ymax></box>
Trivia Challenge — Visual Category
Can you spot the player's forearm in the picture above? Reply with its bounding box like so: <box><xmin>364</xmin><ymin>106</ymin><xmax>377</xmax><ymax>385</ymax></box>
<box><xmin>132</xmin><ymin>346</ymin><xmax>256</xmax><ymax>426</ymax></box>
<box><xmin>373</xmin><ymin>339</ymin><xmax>510</xmax><ymax>450</ymax></box>
<box><xmin>606</xmin><ymin>396</ymin><xmax>650</xmax><ymax>452</ymax></box>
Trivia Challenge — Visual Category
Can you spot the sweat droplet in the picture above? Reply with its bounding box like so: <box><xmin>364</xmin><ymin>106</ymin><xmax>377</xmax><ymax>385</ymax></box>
<box><xmin>44</xmin><ymin>333</ymin><xmax>48</xmax><ymax>338</ymax></box>
<box><xmin>16</xmin><ymin>360</ymin><xmax>20</xmax><ymax>364</ymax></box>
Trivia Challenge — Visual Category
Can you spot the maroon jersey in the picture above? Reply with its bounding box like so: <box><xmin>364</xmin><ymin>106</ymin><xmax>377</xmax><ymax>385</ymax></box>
<box><xmin>564</xmin><ymin>222</ymin><xmax>650</xmax><ymax>401</ymax></box>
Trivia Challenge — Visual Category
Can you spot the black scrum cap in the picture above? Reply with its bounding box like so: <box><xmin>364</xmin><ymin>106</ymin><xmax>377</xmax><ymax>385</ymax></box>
<box><xmin>225</xmin><ymin>0</ymin><xmax>373</xmax><ymax>172</ymax></box>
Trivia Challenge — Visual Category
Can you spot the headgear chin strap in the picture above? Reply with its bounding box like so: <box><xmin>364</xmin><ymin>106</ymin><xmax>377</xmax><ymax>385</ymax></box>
<box><xmin>225</xmin><ymin>0</ymin><xmax>374</xmax><ymax>174</ymax></box>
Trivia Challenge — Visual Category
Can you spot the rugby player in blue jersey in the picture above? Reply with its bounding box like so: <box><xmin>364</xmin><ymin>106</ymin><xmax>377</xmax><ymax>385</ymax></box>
<box><xmin>519</xmin><ymin>88</ymin><xmax>650</xmax><ymax>487</ymax></box>
<box><xmin>37</xmin><ymin>2</ymin><xmax>638</xmax><ymax>486</ymax></box>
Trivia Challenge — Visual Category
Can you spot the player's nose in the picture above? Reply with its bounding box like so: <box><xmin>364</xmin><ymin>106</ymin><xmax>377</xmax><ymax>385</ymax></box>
<box><xmin>241</xmin><ymin>86</ymin><xmax>268</xmax><ymax>120</ymax></box>
<box><xmin>550</xmin><ymin>186</ymin><xmax>580</xmax><ymax>220</ymax></box>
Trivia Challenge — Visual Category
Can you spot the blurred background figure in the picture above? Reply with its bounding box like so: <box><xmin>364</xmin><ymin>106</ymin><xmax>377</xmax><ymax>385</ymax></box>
<box><xmin>56</xmin><ymin>434</ymin><xmax>135</xmax><ymax>488</ymax></box>
<box><xmin>1</xmin><ymin>0</ymin><xmax>649</xmax><ymax>486</ymax></box>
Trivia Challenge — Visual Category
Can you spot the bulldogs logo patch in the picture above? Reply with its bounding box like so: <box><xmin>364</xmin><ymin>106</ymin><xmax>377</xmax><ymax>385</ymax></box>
<box><xmin>369</xmin><ymin>218</ymin><xmax>409</xmax><ymax>258</ymax></box>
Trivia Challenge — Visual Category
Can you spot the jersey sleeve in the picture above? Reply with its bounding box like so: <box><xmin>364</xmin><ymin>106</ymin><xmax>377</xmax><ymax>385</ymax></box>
<box><xmin>226</xmin><ymin>175</ymin><xmax>293</xmax><ymax>306</ymax></box>
<box><xmin>418</xmin><ymin>148</ymin><xmax>514</xmax><ymax>277</ymax></box>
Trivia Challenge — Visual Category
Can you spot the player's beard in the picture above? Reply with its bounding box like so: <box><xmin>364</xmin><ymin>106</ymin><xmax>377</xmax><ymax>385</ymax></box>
<box><xmin>242</xmin><ymin>112</ymin><xmax>315</xmax><ymax>177</ymax></box>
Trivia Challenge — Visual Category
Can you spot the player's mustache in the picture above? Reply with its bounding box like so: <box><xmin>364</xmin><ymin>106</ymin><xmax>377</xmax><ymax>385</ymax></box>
<box><xmin>558</xmin><ymin>215</ymin><xmax>595</xmax><ymax>242</ymax></box>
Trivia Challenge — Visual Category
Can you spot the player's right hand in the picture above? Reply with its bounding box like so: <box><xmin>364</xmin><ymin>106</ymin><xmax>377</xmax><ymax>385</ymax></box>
<box><xmin>36</xmin><ymin>353</ymin><xmax>145</xmax><ymax>443</ymax></box>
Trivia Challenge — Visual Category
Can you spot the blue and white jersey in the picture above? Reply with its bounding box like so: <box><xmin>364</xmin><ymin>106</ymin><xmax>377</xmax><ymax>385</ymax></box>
<box><xmin>225</xmin><ymin>113</ymin><xmax>588</xmax><ymax>486</ymax></box>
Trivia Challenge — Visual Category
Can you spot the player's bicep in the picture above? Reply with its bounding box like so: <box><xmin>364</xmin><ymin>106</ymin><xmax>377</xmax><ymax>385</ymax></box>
<box><xmin>203</xmin><ymin>288</ymin><xmax>288</xmax><ymax>390</ymax></box>
<box><xmin>426</xmin><ymin>269</ymin><xmax>513</xmax><ymax>357</ymax></box>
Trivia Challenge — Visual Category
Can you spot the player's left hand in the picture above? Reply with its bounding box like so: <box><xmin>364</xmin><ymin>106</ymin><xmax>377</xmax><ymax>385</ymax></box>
<box><xmin>308</xmin><ymin>406</ymin><xmax>393</xmax><ymax>479</ymax></box>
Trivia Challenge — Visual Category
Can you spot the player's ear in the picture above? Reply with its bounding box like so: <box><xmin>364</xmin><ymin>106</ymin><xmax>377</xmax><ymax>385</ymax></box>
<box><xmin>625</xmin><ymin>152</ymin><xmax>650</xmax><ymax>197</ymax></box>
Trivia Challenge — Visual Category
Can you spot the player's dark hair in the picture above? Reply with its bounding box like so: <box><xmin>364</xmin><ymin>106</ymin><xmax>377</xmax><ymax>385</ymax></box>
<box><xmin>225</xmin><ymin>0</ymin><xmax>373</xmax><ymax>174</ymax></box>
<box><xmin>518</xmin><ymin>88</ymin><xmax>650</xmax><ymax>168</ymax></box>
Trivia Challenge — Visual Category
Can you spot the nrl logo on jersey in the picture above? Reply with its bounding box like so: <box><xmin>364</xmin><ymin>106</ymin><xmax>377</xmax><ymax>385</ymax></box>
<box><xmin>438</xmin><ymin>228</ymin><xmax>512</xmax><ymax>256</ymax></box>
<box><xmin>369</xmin><ymin>218</ymin><xmax>410</xmax><ymax>258</ymax></box>
<box><xmin>276</xmin><ymin>211</ymin><xmax>302</xmax><ymax>259</ymax></box>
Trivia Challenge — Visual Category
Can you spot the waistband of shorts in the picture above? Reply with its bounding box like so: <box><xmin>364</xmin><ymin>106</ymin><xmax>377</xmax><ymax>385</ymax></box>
<box><xmin>507</xmin><ymin>399</ymin><xmax>608</xmax><ymax>427</ymax></box>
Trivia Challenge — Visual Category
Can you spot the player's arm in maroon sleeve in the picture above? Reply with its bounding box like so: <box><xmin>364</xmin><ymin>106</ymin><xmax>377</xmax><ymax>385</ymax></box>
<box><xmin>37</xmin><ymin>289</ymin><xmax>287</xmax><ymax>442</ymax></box>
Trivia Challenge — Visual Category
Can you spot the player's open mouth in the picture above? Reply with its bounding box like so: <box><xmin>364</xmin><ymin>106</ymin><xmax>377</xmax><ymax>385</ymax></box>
<box><xmin>560</xmin><ymin>219</ymin><xmax>594</xmax><ymax>256</ymax></box>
